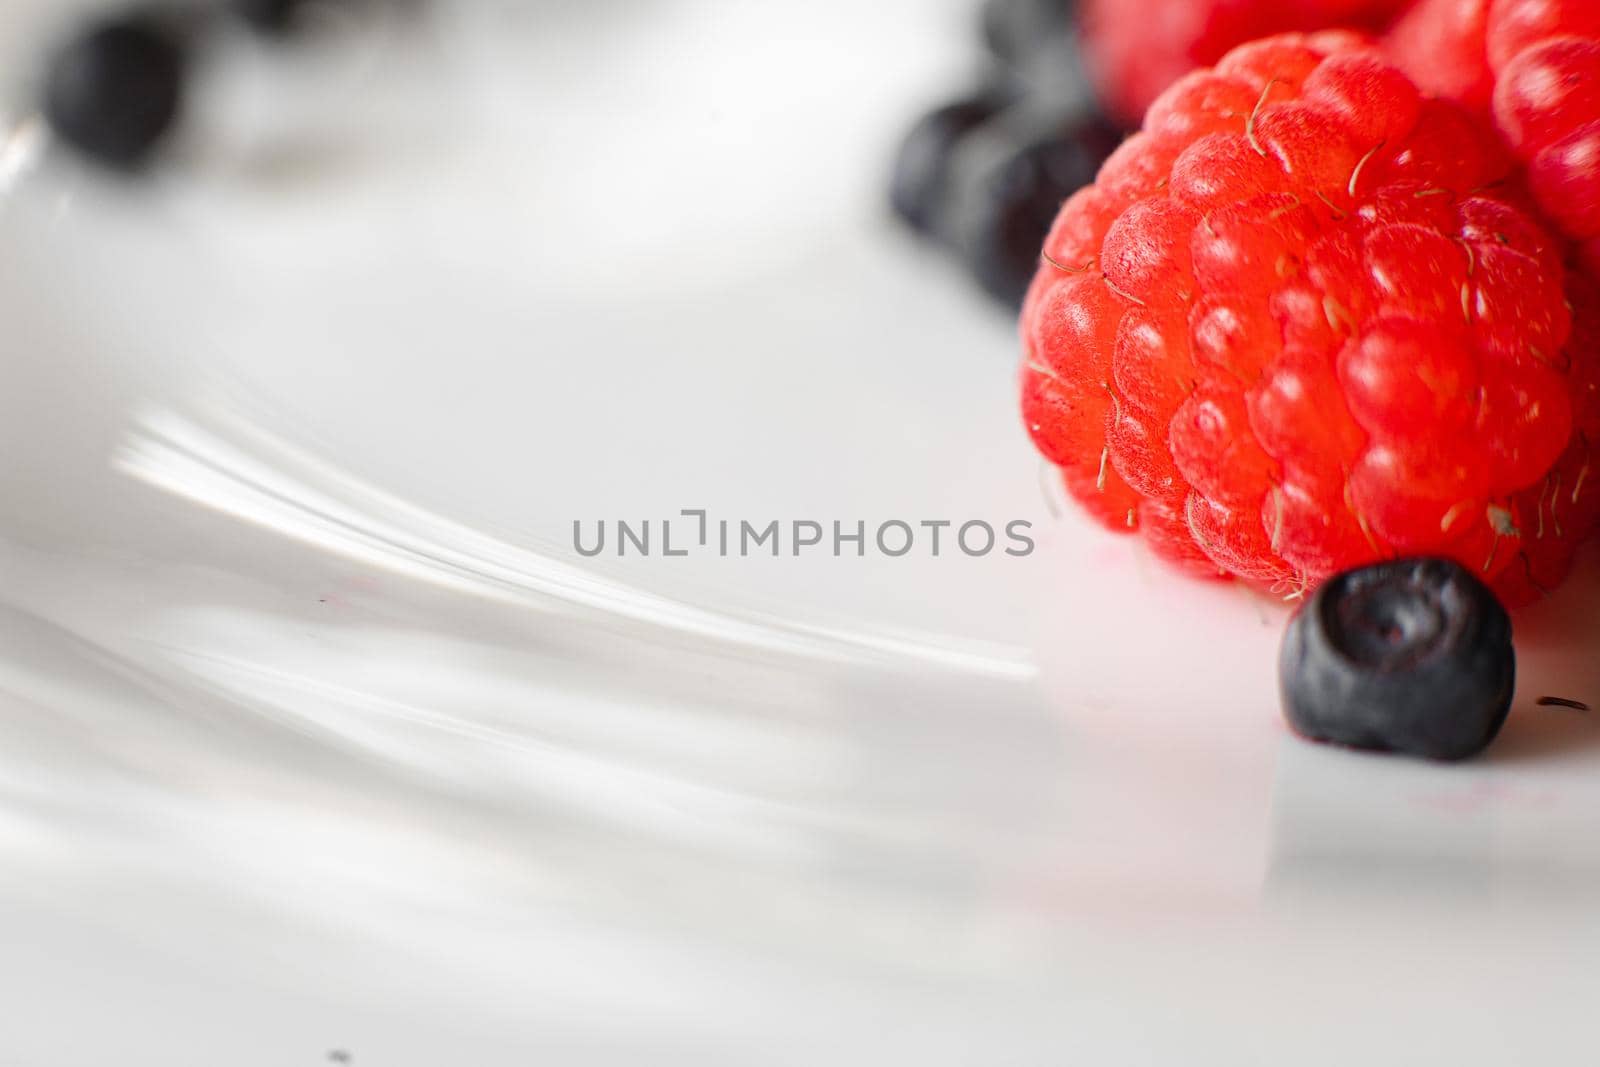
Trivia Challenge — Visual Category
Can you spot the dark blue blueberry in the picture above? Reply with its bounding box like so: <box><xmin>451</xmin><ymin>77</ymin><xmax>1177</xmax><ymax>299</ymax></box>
<box><xmin>1279</xmin><ymin>558</ymin><xmax>1516</xmax><ymax>761</ymax></box>
<box><xmin>43</xmin><ymin>14</ymin><xmax>187</xmax><ymax>169</ymax></box>
<box><xmin>948</xmin><ymin>115</ymin><xmax>1121</xmax><ymax>309</ymax></box>
<box><xmin>981</xmin><ymin>0</ymin><xmax>1074</xmax><ymax>69</ymax></box>
<box><xmin>230</xmin><ymin>0</ymin><xmax>318</xmax><ymax>35</ymax></box>
<box><xmin>889</xmin><ymin>87</ymin><xmax>1015</xmax><ymax>237</ymax></box>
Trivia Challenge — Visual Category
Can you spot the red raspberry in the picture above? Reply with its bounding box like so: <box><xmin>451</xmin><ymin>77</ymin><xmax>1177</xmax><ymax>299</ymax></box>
<box><xmin>1489</xmin><ymin>5</ymin><xmax>1600</xmax><ymax>246</ymax></box>
<box><xmin>1020</xmin><ymin>33</ymin><xmax>1600</xmax><ymax>605</ymax></box>
<box><xmin>1081</xmin><ymin>0</ymin><xmax>1410</xmax><ymax>125</ymax></box>
<box><xmin>1386</xmin><ymin>0</ymin><xmax>1600</xmax><ymax>256</ymax></box>
<box><xmin>1384</xmin><ymin>0</ymin><xmax>1496</xmax><ymax>114</ymax></box>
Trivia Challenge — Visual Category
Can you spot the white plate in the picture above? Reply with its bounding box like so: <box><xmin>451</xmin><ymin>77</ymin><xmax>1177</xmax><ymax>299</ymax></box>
<box><xmin>3</xmin><ymin>2</ymin><xmax>1600</xmax><ymax>1063</ymax></box>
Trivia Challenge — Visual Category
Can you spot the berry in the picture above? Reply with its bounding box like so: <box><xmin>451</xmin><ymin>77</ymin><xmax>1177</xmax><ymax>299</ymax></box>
<box><xmin>948</xmin><ymin>117</ymin><xmax>1122</xmax><ymax>308</ymax></box>
<box><xmin>1487</xmin><ymin>0</ymin><xmax>1600</xmax><ymax>71</ymax></box>
<box><xmin>1020</xmin><ymin>33</ymin><xmax>1600</xmax><ymax>605</ymax></box>
<box><xmin>1279</xmin><ymin>557</ymin><xmax>1515</xmax><ymax>760</ymax></box>
<box><xmin>1383</xmin><ymin>0</ymin><xmax>1496</xmax><ymax>115</ymax></box>
<box><xmin>982</xmin><ymin>0</ymin><xmax>1074</xmax><ymax>69</ymax></box>
<box><xmin>1080</xmin><ymin>0</ymin><xmax>1410</xmax><ymax>125</ymax></box>
<box><xmin>43</xmin><ymin>13</ymin><xmax>187</xmax><ymax>169</ymax></box>
<box><xmin>891</xmin><ymin>0</ymin><xmax>1120</xmax><ymax>308</ymax></box>
<box><xmin>1385</xmin><ymin>0</ymin><xmax>1600</xmax><ymax>250</ymax></box>
<box><xmin>889</xmin><ymin>88</ymin><xmax>1015</xmax><ymax>237</ymax></box>
<box><xmin>231</xmin><ymin>0</ymin><xmax>320</xmax><ymax>34</ymax></box>
<box><xmin>1491</xmin><ymin>28</ymin><xmax>1600</xmax><ymax>241</ymax></box>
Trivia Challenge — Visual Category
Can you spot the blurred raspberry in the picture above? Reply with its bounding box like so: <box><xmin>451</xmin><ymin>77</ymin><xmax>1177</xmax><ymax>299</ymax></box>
<box><xmin>1080</xmin><ymin>0</ymin><xmax>1409</xmax><ymax>124</ymax></box>
<box><xmin>1386</xmin><ymin>0</ymin><xmax>1600</xmax><ymax>257</ymax></box>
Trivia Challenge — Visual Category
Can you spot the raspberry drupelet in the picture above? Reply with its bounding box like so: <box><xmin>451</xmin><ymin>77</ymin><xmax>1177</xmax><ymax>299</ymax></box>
<box><xmin>1020</xmin><ymin>32</ymin><xmax>1600</xmax><ymax>605</ymax></box>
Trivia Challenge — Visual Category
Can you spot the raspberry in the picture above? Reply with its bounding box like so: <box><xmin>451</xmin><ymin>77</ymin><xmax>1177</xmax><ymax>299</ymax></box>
<box><xmin>1384</xmin><ymin>0</ymin><xmax>1496</xmax><ymax>115</ymax></box>
<box><xmin>1494</xmin><ymin>36</ymin><xmax>1600</xmax><ymax>240</ymax></box>
<box><xmin>1020</xmin><ymin>33</ymin><xmax>1600</xmax><ymax>605</ymax></box>
<box><xmin>1386</xmin><ymin>0</ymin><xmax>1600</xmax><ymax>251</ymax></box>
<box><xmin>1080</xmin><ymin>0</ymin><xmax>1410</xmax><ymax>125</ymax></box>
<box><xmin>1487</xmin><ymin>0</ymin><xmax>1600</xmax><ymax>71</ymax></box>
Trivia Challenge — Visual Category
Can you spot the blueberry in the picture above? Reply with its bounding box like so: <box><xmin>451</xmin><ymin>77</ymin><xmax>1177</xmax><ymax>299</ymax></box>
<box><xmin>946</xmin><ymin>116</ymin><xmax>1121</xmax><ymax>309</ymax></box>
<box><xmin>889</xmin><ymin>87</ymin><xmax>1015</xmax><ymax>237</ymax></box>
<box><xmin>43</xmin><ymin>14</ymin><xmax>187</xmax><ymax>169</ymax></box>
<box><xmin>230</xmin><ymin>0</ymin><xmax>317</xmax><ymax>34</ymax></box>
<box><xmin>981</xmin><ymin>0</ymin><xmax>1074</xmax><ymax>69</ymax></box>
<box><xmin>1279</xmin><ymin>558</ymin><xmax>1516</xmax><ymax>761</ymax></box>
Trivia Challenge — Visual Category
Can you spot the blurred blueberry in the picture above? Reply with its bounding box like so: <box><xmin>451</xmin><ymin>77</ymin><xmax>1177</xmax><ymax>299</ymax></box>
<box><xmin>981</xmin><ymin>0</ymin><xmax>1074</xmax><ymax>69</ymax></box>
<box><xmin>945</xmin><ymin>114</ymin><xmax>1121</xmax><ymax>309</ymax></box>
<box><xmin>889</xmin><ymin>86</ymin><xmax>1017</xmax><ymax>237</ymax></box>
<box><xmin>44</xmin><ymin>12</ymin><xmax>187</xmax><ymax>169</ymax></box>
